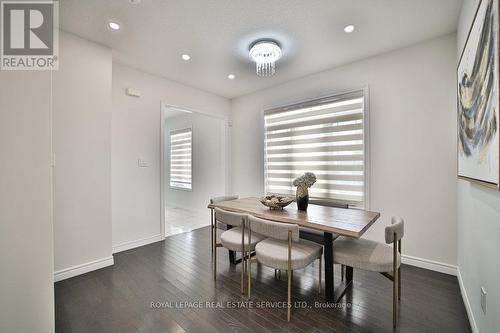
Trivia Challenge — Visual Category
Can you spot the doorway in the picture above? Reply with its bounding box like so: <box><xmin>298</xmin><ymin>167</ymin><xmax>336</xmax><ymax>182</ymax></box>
<box><xmin>161</xmin><ymin>104</ymin><xmax>228</xmax><ymax>237</ymax></box>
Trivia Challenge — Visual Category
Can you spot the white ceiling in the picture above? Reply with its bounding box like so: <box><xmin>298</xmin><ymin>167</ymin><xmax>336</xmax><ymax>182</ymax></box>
<box><xmin>60</xmin><ymin>0</ymin><xmax>462</xmax><ymax>99</ymax></box>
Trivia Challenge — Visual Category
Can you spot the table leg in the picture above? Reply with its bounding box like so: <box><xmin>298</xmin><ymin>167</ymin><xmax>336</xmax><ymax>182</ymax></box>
<box><xmin>323</xmin><ymin>232</ymin><xmax>334</xmax><ymax>302</ymax></box>
<box><xmin>324</xmin><ymin>232</ymin><xmax>353</xmax><ymax>302</ymax></box>
<box><xmin>334</xmin><ymin>266</ymin><xmax>353</xmax><ymax>302</ymax></box>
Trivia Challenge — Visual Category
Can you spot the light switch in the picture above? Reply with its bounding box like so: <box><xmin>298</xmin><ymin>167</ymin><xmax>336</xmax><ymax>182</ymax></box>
<box><xmin>138</xmin><ymin>159</ymin><xmax>148</xmax><ymax>168</ymax></box>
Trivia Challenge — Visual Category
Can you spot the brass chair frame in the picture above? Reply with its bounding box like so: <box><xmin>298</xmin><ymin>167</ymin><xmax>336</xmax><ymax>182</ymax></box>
<box><xmin>212</xmin><ymin>210</ymin><xmax>247</xmax><ymax>294</ymax></box>
<box><xmin>378</xmin><ymin>234</ymin><xmax>402</xmax><ymax>327</ymax></box>
<box><xmin>246</xmin><ymin>223</ymin><xmax>321</xmax><ymax>322</ymax></box>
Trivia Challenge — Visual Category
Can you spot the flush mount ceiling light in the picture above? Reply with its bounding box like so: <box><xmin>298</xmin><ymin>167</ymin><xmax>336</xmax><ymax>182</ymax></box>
<box><xmin>344</xmin><ymin>24</ymin><xmax>355</xmax><ymax>33</ymax></box>
<box><xmin>227</xmin><ymin>74</ymin><xmax>235</xmax><ymax>80</ymax></box>
<box><xmin>249</xmin><ymin>40</ymin><xmax>282</xmax><ymax>77</ymax></box>
<box><xmin>181</xmin><ymin>54</ymin><xmax>191</xmax><ymax>61</ymax></box>
<box><xmin>108</xmin><ymin>21</ymin><xmax>120</xmax><ymax>30</ymax></box>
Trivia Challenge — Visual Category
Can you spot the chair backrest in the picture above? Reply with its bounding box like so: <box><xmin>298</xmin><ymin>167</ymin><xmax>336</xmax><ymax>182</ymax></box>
<box><xmin>385</xmin><ymin>216</ymin><xmax>404</xmax><ymax>244</ymax></box>
<box><xmin>210</xmin><ymin>195</ymin><xmax>239</xmax><ymax>204</ymax></box>
<box><xmin>248</xmin><ymin>215</ymin><xmax>299</xmax><ymax>242</ymax></box>
<box><xmin>309</xmin><ymin>199</ymin><xmax>348</xmax><ymax>209</ymax></box>
<box><xmin>214</xmin><ymin>208</ymin><xmax>246</xmax><ymax>227</ymax></box>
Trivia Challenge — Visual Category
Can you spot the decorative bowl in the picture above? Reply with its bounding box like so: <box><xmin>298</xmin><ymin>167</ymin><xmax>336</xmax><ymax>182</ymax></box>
<box><xmin>259</xmin><ymin>195</ymin><xmax>294</xmax><ymax>210</ymax></box>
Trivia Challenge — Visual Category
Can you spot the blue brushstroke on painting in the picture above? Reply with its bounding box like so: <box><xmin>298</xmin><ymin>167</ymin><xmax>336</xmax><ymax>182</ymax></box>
<box><xmin>458</xmin><ymin>0</ymin><xmax>498</xmax><ymax>157</ymax></box>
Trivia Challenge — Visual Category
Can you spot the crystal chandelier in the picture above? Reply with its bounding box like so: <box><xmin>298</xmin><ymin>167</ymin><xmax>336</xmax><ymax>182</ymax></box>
<box><xmin>249</xmin><ymin>40</ymin><xmax>282</xmax><ymax>77</ymax></box>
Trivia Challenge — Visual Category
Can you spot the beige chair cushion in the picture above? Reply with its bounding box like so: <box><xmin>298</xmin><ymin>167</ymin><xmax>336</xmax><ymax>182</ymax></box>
<box><xmin>220</xmin><ymin>227</ymin><xmax>265</xmax><ymax>252</ymax></box>
<box><xmin>334</xmin><ymin>237</ymin><xmax>401</xmax><ymax>273</ymax></box>
<box><xmin>255</xmin><ymin>238</ymin><xmax>323</xmax><ymax>270</ymax></box>
<box><xmin>249</xmin><ymin>215</ymin><xmax>299</xmax><ymax>241</ymax></box>
<box><xmin>385</xmin><ymin>216</ymin><xmax>405</xmax><ymax>243</ymax></box>
<box><xmin>214</xmin><ymin>208</ymin><xmax>246</xmax><ymax>227</ymax></box>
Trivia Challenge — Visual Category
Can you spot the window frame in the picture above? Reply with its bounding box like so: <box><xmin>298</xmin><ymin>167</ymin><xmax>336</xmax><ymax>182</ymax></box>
<box><xmin>169</xmin><ymin>127</ymin><xmax>193</xmax><ymax>191</ymax></box>
<box><xmin>262</xmin><ymin>87</ymin><xmax>370</xmax><ymax>209</ymax></box>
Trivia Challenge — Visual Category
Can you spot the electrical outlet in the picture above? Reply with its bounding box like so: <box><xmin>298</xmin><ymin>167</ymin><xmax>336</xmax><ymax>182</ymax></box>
<box><xmin>481</xmin><ymin>287</ymin><xmax>487</xmax><ymax>315</ymax></box>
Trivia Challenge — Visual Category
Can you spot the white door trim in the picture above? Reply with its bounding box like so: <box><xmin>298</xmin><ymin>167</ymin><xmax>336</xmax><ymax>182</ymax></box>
<box><xmin>160</xmin><ymin>101</ymin><xmax>230</xmax><ymax>239</ymax></box>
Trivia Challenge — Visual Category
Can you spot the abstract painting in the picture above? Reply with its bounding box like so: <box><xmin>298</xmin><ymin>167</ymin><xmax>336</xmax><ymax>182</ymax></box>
<box><xmin>458</xmin><ymin>0</ymin><xmax>500</xmax><ymax>189</ymax></box>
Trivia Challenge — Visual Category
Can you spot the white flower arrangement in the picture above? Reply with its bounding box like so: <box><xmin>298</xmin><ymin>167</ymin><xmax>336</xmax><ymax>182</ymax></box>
<box><xmin>293</xmin><ymin>172</ymin><xmax>317</xmax><ymax>188</ymax></box>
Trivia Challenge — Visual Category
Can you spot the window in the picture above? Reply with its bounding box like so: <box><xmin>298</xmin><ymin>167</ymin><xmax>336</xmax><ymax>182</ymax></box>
<box><xmin>264</xmin><ymin>90</ymin><xmax>367</xmax><ymax>208</ymax></box>
<box><xmin>170</xmin><ymin>128</ymin><xmax>192</xmax><ymax>190</ymax></box>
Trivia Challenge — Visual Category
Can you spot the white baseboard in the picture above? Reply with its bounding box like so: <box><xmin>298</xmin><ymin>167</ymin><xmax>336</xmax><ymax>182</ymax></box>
<box><xmin>402</xmin><ymin>254</ymin><xmax>457</xmax><ymax>276</ymax></box>
<box><xmin>112</xmin><ymin>234</ymin><xmax>163</xmax><ymax>254</ymax></box>
<box><xmin>54</xmin><ymin>256</ymin><xmax>114</xmax><ymax>282</ymax></box>
<box><xmin>457</xmin><ymin>268</ymin><xmax>479</xmax><ymax>333</ymax></box>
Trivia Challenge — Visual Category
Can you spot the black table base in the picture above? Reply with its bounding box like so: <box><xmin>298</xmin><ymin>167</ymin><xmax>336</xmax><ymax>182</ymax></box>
<box><xmin>324</xmin><ymin>231</ymin><xmax>353</xmax><ymax>302</ymax></box>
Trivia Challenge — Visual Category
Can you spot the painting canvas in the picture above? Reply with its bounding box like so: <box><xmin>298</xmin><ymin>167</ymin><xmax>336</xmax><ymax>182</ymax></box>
<box><xmin>458</xmin><ymin>0</ymin><xmax>500</xmax><ymax>189</ymax></box>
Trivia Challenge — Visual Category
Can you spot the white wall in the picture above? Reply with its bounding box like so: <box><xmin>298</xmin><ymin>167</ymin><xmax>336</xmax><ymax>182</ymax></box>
<box><xmin>0</xmin><ymin>71</ymin><xmax>54</xmax><ymax>331</ymax></box>
<box><xmin>53</xmin><ymin>32</ymin><xmax>113</xmax><ymax>280</ymax></box>
<box><xmin>164</xmin><ymin>112</ymin><xmax>227</xmax><ymax>213</ymax></box>
<box><xmin>112</xmin><ymin>63</ymin><xmax>230</xmax><ymax>251</ymax></box>
<box><xmin>231</xmin><ymin>34</ymin><xmax>458</xmax><ymax>270</ymax></box>
<box><xmin>457</xmin><ymin>1</ymin><xmax>500</xmax><ymax>332</ymax></box>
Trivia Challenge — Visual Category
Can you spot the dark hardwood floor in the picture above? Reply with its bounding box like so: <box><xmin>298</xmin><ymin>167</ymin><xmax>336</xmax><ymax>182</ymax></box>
<box><xmin>55</xmin><ymin>227</ymin><xmax>471</xmax><ymax>333</ymax></box>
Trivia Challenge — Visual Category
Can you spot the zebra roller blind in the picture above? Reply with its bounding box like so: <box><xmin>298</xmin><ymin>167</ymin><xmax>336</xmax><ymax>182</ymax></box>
<box><xmin>170</xmin><ymin>128</ymin><xmax>192</xmax><ymax>190</ymax></box>
<box><xmin>264</xmin><ymin>90</ymin><xmax>366</xmax><ymax>207</ymax></box>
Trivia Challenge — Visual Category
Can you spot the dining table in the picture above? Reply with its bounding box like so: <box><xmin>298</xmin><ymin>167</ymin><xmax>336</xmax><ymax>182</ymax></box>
<box><xmin>207</xmin><ymin>197</ymin><xmax>381</xmax><ymax>302</ymax></box>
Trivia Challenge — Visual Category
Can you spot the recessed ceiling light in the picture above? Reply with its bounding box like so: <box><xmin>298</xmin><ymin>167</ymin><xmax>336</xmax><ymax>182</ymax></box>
<box><xmin>227</xmin><ymin>74</ymin><xmax>235</xmax><ymax>80</ymax></box>
<box><xmin>181</xmin><ymin>54</ymin><xmax>191</xmax><ymax>61</ymax></box>
<box><xmin>108</xmin><ymin>21</ymin><xmax>120</xmax><ymax>30</ymax></box>
<box><xmin>344</xmin><ymin>24</ymin><xmax>355</xmax><ymax>33</ymax></box>
<box><xmin>129</xmin><ymin>0</ymin><xmax>142</xmax><ymax>4</ymax></box>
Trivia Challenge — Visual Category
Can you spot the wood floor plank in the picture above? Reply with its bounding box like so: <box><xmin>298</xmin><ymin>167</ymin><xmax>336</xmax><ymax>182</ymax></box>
<box><xmin>55</xmin><ymin>227</ymin><xmax>471</xmax><ymax>333</ymax></box>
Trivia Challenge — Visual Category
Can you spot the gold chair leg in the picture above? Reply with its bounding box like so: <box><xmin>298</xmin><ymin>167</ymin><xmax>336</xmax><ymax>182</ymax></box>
<box><xmin>240</xmin><ymin>256</ymin><xmax>245</xmax><ymax>294</ymax></box>
<box><xmin>318</xmin><ymin>256</ymin><xmax>322</xmax><ymax>294</ymax></box>
<box><xmin>287</xmin><ymin>230</ymin><xmax>292</xmax><ymax>322</ymax></box>
<box><xmin>398</xmin><ymin>239</ymin><xmax>402</xmax><ymax>300</ymax></box>
<box><xmin>393</xmin><ymin>273</ymin><xmax>397</xmax><ymax>327</ymax></box>
<box><xmin>210</xmin><ymin>210</ymin><xmax>214</xmax><ymax>256</ymax></box>
<box><xmin>398</xmin><ymin>267</ymin><xmax>401</xmax><ymax>300</ymax></box>
<box><xmin>247</xmin><ymin>221</ymin><xmax>252</xmax><ymax>298</ymax></box>
<box><xmin>213</xmin><ymin>245</ymin><xmax>217</xmax><ymax>281</ymax></box>
<box><xmin>213</xmin><ymin>212</ymin><xmax>217</xmax><ymax>281</ymax></box>
<box><xmin>240</xmin><ymin>223</ymin><xmax>245</xmax><ymax>294</ymax></box>
<box><xmin>247</xmin><ymin>255</ymin><xmax>252</xmax><ymax>297</ymax></box>
<box><xmin>393</xmin><ymin>233</ymin><xmax>397</xmax><ymax>327</ymax></box>
<box><xmin>287</xmin><ymin>268</ymin><xmax>292</xmax><ymax>322</ymax></box>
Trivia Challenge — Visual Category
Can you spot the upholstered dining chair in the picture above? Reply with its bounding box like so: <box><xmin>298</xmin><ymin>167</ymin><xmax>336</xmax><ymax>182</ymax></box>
<box><xmin>246</xmin><ymin>215</ymin><xmax>323</xmax><ymax>322</ymax></box>
<box><xmin>210</xmin><ymin>195</ymin><xmax>239</xmax><ymax>252</ymax></box>
<box><xmin>333</xmin><ymin>216</ymin><xmax>404</xmax><ymax>327</ymax></box>
<box><xmin>212</xmin><ymin>208</ymin><xmax>265</xmax><ymax>294</ymax></box>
